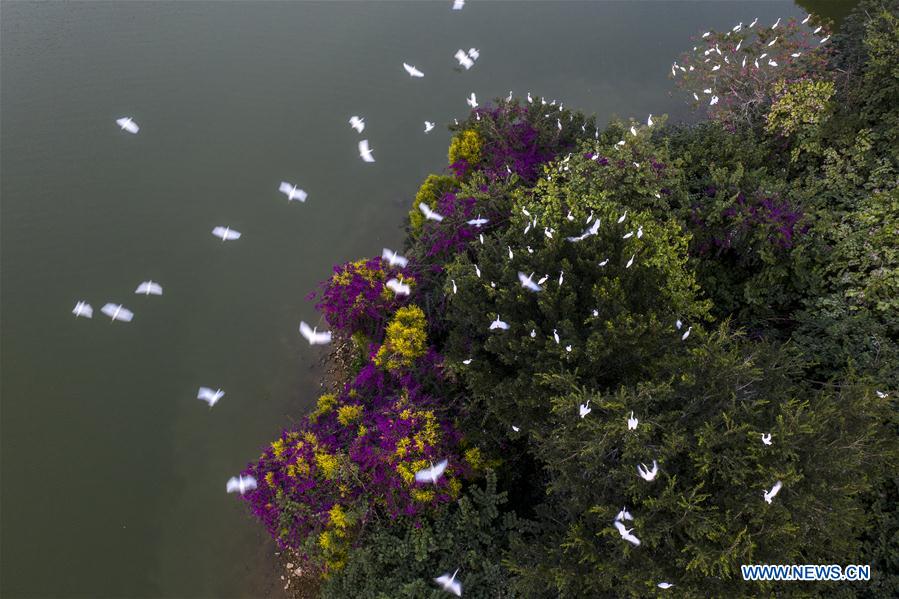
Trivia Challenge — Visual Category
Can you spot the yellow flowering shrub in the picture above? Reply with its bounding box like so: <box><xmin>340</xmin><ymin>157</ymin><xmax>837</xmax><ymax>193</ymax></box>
<box><xmin>315</xmin><ymin>452</ymin><xmax>340</xmax><ymax>480</ymax></box>
<box><xmin>337</xmin><ymin>404</ymin><xmax>363</xmax><ymax>426</ymax></box>
<box><xmin>374</xmin><ymin>305</ymin><xmax>428</xmax><ymax>370</ymax></box>
<box><xmin>448</xmin><ymin>129</ymin><xmax>483</xmax><ymax>166</ymax></box>
<box><xmin>310</xmin><ymin>394</ymin><xmax>337</xmax><ymax>421</ymax></box>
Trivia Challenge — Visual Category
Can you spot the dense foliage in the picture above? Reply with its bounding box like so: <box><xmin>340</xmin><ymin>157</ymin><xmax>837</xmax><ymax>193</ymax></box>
<box><xmin>241</xmin><ymin>2</ymin><xmax>899</xmax><ymax>596</ymax></box>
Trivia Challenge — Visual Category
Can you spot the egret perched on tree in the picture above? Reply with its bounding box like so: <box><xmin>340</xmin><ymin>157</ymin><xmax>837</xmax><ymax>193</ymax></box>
<box><xmin>761</xmin><ymin>433</ymin><xmax>773</xmax><ymax>446</ymax></box>
<box><xmin>419</xmin><ymin>202</ymin><xmax>444</xmax><ymax>222</ymax></box>
<box><xmin>579</xmin><ymin>401</ymin><xmax>591</xmax><ymax>418</ymax></box>
<box><xmin>403</xmin><ymin>62</ymin><xmax>424</xmax><ymax>77</ymax></box>
<box><xmin>226</xmin><ymin>475</ymin><xmax>257</xmax><ymax>494</ymax></box>
<box><xmin>614</xmin><ymin>520</ymin><xmax>641</xmax><ymax>546</ymax></box>
<box><xmin>197</xmin><ymin>387</ymin><xmax>224</xmax><ymax>407</ymax></box>
<box><xmin>434</xmin><ymin>569</ymin><xmax>462</xmax><ymax>597</ymax></box>
<box><xmin>489</xmin><ymin>315</ymin><xmax>509</xmax><ymax>330</ymax></box>
<box><xmin>626</xmin><ymin>254</ymin><xmax>635</xmax><ymax>268</ymax></box>
<box><xmin>212</xmin><ymin>226</ymin><xmax>241</xmax><ymax>242</ymax></box>
<box><xmin>381</xmin><ymin>248</ymin><xmax>408</xmax><ymax>268</ymax></box>
<box><xmin>299</xmin><ymin>321</ymin><xmax>332</xmax><ymax>345</ymax></box>
<box><xmin>348</xmin><ymin>116</ymin><xmax>365</xmax><ymax>133</ymax></box>
<box><xmin>627</xmin><ymin>412</ymin><xmax>638</xmax><ymax>430</ymax></box>
<box><xmin>518</xmin><ymin>272</ymin><xmax>542</xmax><ymax>292</ymax></box>
<box><xmin>134</xmin><ymin>281</ymin><xmax>163</xmax><ymax>296</ymax></box>
<box><xmin>101</xmin><ymin>303</ymin><xmax>134</xmax><ymax>322</ymax></box>
<box><xmin>278</xmin><ymin>182</ymin><xmax>308</xmax><ymax>202</ymax></box>
<box><xmin>681</xmin><ymin>326</ymin><xmax>692</xmax><ymax>341</ymax></box>
<box><xmin>415</xmin><ymin>459</ymin><xmax>448</xmax><ymax>484</ymax></box>
<box><xmin>451</xmin><ymin>279</ymin><xmax>457</xmax><ymax>294</ymax></box>
<box><xmin>462</xmin><ymin>358</ymin><xmax>472</xmax><ymax>365</ymax></box>
<box><xmin>115</xmin><ymin>117</ymin><xmax>140</xmax><ymax>134</ymax></box>
<box><xmin>358</xmin><ymin>139</ymin><xmax>375</xmax><ymax>162</ymax></box>
<box><xmin>637</xmin><ymin>460</ymin><xmax>659</xmax><ymax>481</ymax></box>
<box><xmin>657</xmin><ymin>582</ymin><xmax>675</xmax><ymax>589</ymax></box>
<box><xmin>764</xmin><ymin>480</ymin><xmax>783</xmax><ymax>504</ymax></box>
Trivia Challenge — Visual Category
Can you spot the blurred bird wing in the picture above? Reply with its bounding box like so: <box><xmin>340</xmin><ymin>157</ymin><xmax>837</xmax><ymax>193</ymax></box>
<box><xmin>226</xmin><ymin>477</ymin><xmax>240</xmax><ymax>493</ymax></box>
<box><xmin>403</xmin><ymin>63</ymin><xmax>423</xmax><ymax>77</ymax></box>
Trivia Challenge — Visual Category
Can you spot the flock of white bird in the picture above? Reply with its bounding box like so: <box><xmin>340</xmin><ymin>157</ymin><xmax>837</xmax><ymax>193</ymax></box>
<box><xmin>78</xmin><ymin>5</ymin><xmax>859</xmax><ymax>596</ymax></box>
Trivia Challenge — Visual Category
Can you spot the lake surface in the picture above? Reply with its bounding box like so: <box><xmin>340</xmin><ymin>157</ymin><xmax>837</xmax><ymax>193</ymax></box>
<box><xmin>1</xmin><ymin>2</ymin><xmax>810</xmax><ymax>597</ymax></box>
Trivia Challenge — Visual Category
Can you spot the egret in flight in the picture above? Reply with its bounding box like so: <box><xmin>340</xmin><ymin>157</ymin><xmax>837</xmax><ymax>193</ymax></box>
<box><xmin>226</xmin><ymin>475</ymin><xmax>257</xmax><ymax>495</ymax></box>
<box><xmin>358</xmin><ymin>139</ymin><xmax>375</xmax><ymax>162</ymax></box>
<box><xmin>518</xmin><ymin>272</ymin><xmax>542</xmax><ymax>292</ymax></box>
<box><xmin>615</xmin><ymin>507</ymin><xmax>634</xmax><ymax>521</ymax></box>
<box><xmin>403</xmin><ymin>62</ymin><xmax>424</xmax><ymax>77</ymax></box>
<box><xmin>452</xmin><ymin>0</ymin><xmax>464</xmax><ymax>10</ymax></box>
<box><xmin>134</xmin><ymin>281</ymin><xmax>163</xmax><ymax>296</ymax></box>
<box><xmin>212</xmin><ymin>226</ymin><xmax>241</xmax><ymax>241</ymax></box>
<box><xmin>348</xmin><ymin>116</ymin><xmax>365</xmax><ymax>133</ymax></box>
<box><xmin>386</xmin><ymin>278</ymin><xmax>411</xmax><ymax>296</ymax></box>
<box><xmin>424</xmin><ymin>121</ymin><xmax>435</xmax><ymax>133</ymax></box>
<box><xmin>489</xmin><ymin>315</ymin><xmax>510</xmax><ymax>330</ymax></box>
<box><xmin>381</xmin><ymin>248</ymin><xmax>408</xmax><ymax>268</ymax></box>
<box><xmin>764</xmin><ymin>480</ymin><xmax>783</xmax><ymax>504</ymax></box>
<box><xmin>415</xmin><ymin>459</ymin><xmax>448</xmax><ymax>484</ymax></box>
<box><xmin>614</xmin><ymin>520</ymin><xmax>641</xmax><ymax>546</ymax></box>
<box><xmin>454</xmin><ymin>49</ymin><xmax>474</xmax><ymax>70</ymax></box>
<box><xmin>434</xmin><ymin>569</ymin><xmax>462</xmax><ymax>597</ymax></box>
<box><xmin>279</xmin><ymin>182</ymin><xmax>308</xmax><ymax>202</ymax></box>
<box><xmin>419</xmin><ymin>202</ymin><xmax>444</xmax><ymax>222</ymax></box>
<box><xmin>101</xmin><ymin>303</ymin><xmax>134</xmax><ymax>322</ymax></box>
<box><xmin>466</xmin><ymin>215</ymin><xmax>489</xmax><ymax>227</ymax></box>
<box><xmin>637</xmin><ymin>460</ymin><xmax>659</xmax><ymax>481</ymax></box>
<box><xmin>466</xmin><ymin>92</ymin><xmax>478</xmax><ymax>108</ymax></box>
<box><xmin>116</xmin><ymin>117</ymin><xmax>140</xmax><ymax>134</ymax></box>
<box><xmin>197</xmin><ymin>387</ymin><xmax>224</xmax><ymax>407</ymax></box>
<box><xmin>72</xmin><ymin>301</ymin><xmax>93</xmax><ymax>318</ymax></box>
<box><xmin>299</xmin><ymin>321</ymin><xmax>332</xmax><ymax>345</ymax></box>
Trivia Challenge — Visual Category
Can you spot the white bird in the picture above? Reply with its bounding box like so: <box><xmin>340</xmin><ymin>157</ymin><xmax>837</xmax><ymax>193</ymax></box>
<box><xmin>226</xmin><ymin>475</ymin><xmax>257</xmax><ymax>494</ymax></box>
<box><xmin>802</xmin><ymin>14</ymin><xmax>811</xmax><ymax>24</ymax></box>
<box><xmin>565</xmin><ymin>345</ymin><xmax>572</xmax><ymax>352</ymax></box>
<box><xmin>278</xmin><ymin>182</ymin><xmax>308</xmax><ymax>202</ymax></box>
<box><xmin>819</xmin><ymin>35</ymin><xmax>830</xmax><ymax>44</ymax></box>
<box><xmin>348</xmin><ymin>116</ymin><xmax>365</xmax><ymax>133</ymax></box>
<box><xmin>434</xmin><ymin>569</ymin><xmax>462</xmax><ymax>597</ymax></box>
<box><xmin>358</xmin><ymin>139</ymin><xmax>375</xmax><ymax>162</ymax></box>
<box><xmin>474</xmin><ymin>264</ymin><xmax>481</xmax><ymax>278</ymax></box>
<box><xmin>617</xmin><ymin>211</ymin><xmax>628</xmax><ymax>224</ymax></box>
<box><xmin>466</xmin><ymin>92</ymin><xmax>478</xmax><ymax>108</ymax></box>
<box><xmin>386</xmin><ymin>278</ymin><xmax>411</xmax><ymax>296</ymax></box>
<box><xmin>764</xmin><ymin>480</ymin><xmax>783</xmax><ymax>504</ymax></box>
<box><xmin>749</xmin><ymin>17</ymin><xmax>758</xmax><ymax>28</ymax></box>
<box><xmin>527</xmin><ymin>92</ymin><xmax>533</xmax><ymax>103</ymax></box>
<box><xmin>637</xmin><ymin>225</ymin><xmax>643</xmax><ymax>238</ymax></box>
<box><xmin>710</xmin><ymin>95</ymin><xmax>719</xmax><ymax>106</ymax></box>
<box><xmin>382</xmin><ymin>248</ymin><xmax>408</xmax><ymax>268</ymax></box>
<box><xmin>768</xmin><ymin>59</ymin><xmax>778</xmax><ymax>67</ymax></box>
<box><xmin>553</xmin><ymin>329</ymin><xmax>560</xmax><ymax>344</ymax></box>
<box><xmin>116</xmin><ymin>117</ymin><xmax>139</xmax><ymax>134</ymax></box>
<box><xmin>452</xmin><ymin>0</ymin><xmax>465</xmax><ymax>10</ymax></box>
<box><xmin>462</xmin><ymin>358</ymin><xmax>472</xmax><ymax>365</ymax></box>
<box><xmin>424</xmin><ymin>121</ymin><xmax>436</xmax><ymax>133</ymax></box>
<box><xmin>558</xmin><ymin>271</ymin><xmax>564</xmax><ymax>286</ymax></box>
<box><xmin>614</xmin><ymin>520</ymin><xmax>641</xmax><ymax>546</ymax></box>
<box><xmin>134</xmin><ymin>281</ymin><xmax>163</xmax><ymax>296</ymax></box>
<box><xmin>467</xmin><ymin>215</ymin><xmax>489</xmax><ymax>227</ymax></box>
<box><xmin>768</xmin><ymin>37</ymin><xmax>778</xmax><ymax>46</ymax></box>
<box><xmin>100</xmin><ymin>303</ymin><xmax>134</xmax><ymax>322</ymax></box>
<box><xmin>761</xmin><ymin>433</ymin><xmax>772</xmax><ymax>446</ymax></box>
<box><xmin>626</xmin><ymin>254</ymin><xmax>635</xmax><ymax>268</ymax></box>
<box><xmin>299</xmin><ymin>321</ymin><xmax>332</xmax><ymax>345</ymax></box>
<box><xmin>415</xmin><ymin>459</ymin><xmax>448</xmax><ymax>484</ymax></box>
<box><xmin>197</xmin><ymin>387</ymin><xmax>224</xmax><ymax>407</ymax></box>
<box><xmin>544</xmin><ymin>227</ymin><xmax>554</xmax><ymax>239</ymax></box>
<box><xmin>702</xmin><ymin>31</ymin><xmax>711</xmax><ymax>38</ymax></box>
<box><xmin>451</xmin><ymin>279</ymin><xmax>457</xmax><ymax>294</ymax></box>
<box><xmin>772</xmin><ymin>17</ymin><xmax>781</xmax><ymax>29</ymax></box>
<box><xmin>623</xmin><ymin>231</ymin><xmax>634</xmax><ymax>239</ymax></box>
<box><xmin>658</xmin><ymin>583</ymin><xmax>675</xmax><ymax>589</ymax></box>
<box><xmin>675</xmin><ymin>319</ymin><xmax>682</xmax><ymax>330</ymax></box>
<box><xmin>468</xmin><ymin>48</ymin><xmax>479</xmax><ymax>60</ymax></box>
<box><xmin>712</xmin><ymin>65</ymin><xmax>721</xmax><ymax>71</ymax></box>
<box><xmin>813</xmin><ymin>26</ymin><xmax>823</xmax><ymax>34</ymax></box>
<box><xmin>72</xmin><ymin>301</ymin><xmax>93</xmax><ymax>319</ymax></box>
<box><xmin>681</xmin><ymin>326</ymin><xmax>692</xmax><ymax>341</ymax></box>
<box><xmin>647</xmin><ymin>114</ymin><xmax>654</xmax><ymax>127</ymax></box>
<box><xmin>489</xmin><ymin>315</ymin><xmax>509</xmax><ymax>330</ymax></box>
<box><xmin>212</xmin><ymin>226</ymin><xmax>241</xmax><ymax>241</ymax></box>
<box><xmin>506</xmin><ymin>90</ymin><xmax>513</xmax><ymax>102</ymax></box>
<box><xmin>637</xmin><ymin>460</ymin><xmax>658</xmax><ymax>481</ymax></box>
<box><xmin>876</xmin><ymin>390</ymin><xmax>888</xmax><ymax>398</ymax></box>
<box><xmin>630</xmin><ymin>125</ymin><xmax>637</xmax><ymax>136</ymax></box>
<box><xmin>419</xmin><ymin>202</ymin><xmax>444</xmax><ymax>222</ymax></box>
<box><xmin>537</xmin><ymin>275</ymin><xmax>548</xmax><ymax>285</ymax></box>
<box><xmin>627</xmin><ymin>411</ymin><xmax>638</xmax><ymax>430</ymax></box>
<box><xmin>511</xmin><ymin>425</ymin><xmax>520</xmax><ymax>432</ymax></box>
<box><xmin>507</xmin><ymin>246</ymin><xmax>513</xmax><ymax>260</ymax></box>
<box><xmin>599</xmin><ymin>258</ymin><xmax>609</xmax><ymax>267</ymax></box>
<box><xmin>403</xmin><ymin>62</ymin><xmax>424</xmax><ymax>77</ymax></box>
<box><xmin>791</xmin><ymin>52</ymin><xmax>802</xmax><ymax>58</ymax></box>
<box><xmin>454</xmin><ymin>49</ymin><xmax>474</xmax><ymax>70</ymax></box>
<box><xmin>579</xmin><ymin>401</ymin><xmax>591</xmax><ymax>418</ymax></box>
<box><xmin>530</xmin><ymin>329</ymin><xmax>536</xmax><ymax>338</ymax></box>
<box><xmin>518</xmin><ymin>272</ymin><xmax>543</xmax><ymax>291</ymax></box>
<box><xmin>615</xmin><ymin>507</ymin><xmax>634</xmax><ymax>521</ymax></box>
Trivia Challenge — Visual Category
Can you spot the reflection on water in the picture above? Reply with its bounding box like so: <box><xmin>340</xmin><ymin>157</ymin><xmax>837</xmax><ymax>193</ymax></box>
<box><xmin>1</xmin><ymin>2</ymin><xmax>820</xmax><ymax>597</ymax></box>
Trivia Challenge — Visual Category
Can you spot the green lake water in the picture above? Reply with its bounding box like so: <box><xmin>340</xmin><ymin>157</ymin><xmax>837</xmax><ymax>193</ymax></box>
<box><xmin>2</xmin><ymin>1</ymin><xmax>819</xmax><ymax>597</ymax></box>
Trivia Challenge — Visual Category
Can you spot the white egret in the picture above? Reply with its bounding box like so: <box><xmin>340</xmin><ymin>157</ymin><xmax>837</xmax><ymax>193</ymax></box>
<box><xmin>462</xmin><ymin>358</ymin><xmax>472</xmax><ymax>365</ymax></box>
<box><xmin>474</xmin><ymin>264</ymin><xmax>481</xmax><ymax>278</ymax></box>
<box><xmin>768</xmin><ymin>37</ymin><xmax>778</xmax><ymax>46</ymax></box>
<box><xmin>134</xmin><ymin>281</ymin><xmax>163</xmax><ymax>296</ymax></box>
<box><xmin>681</xmin><ymin>326</ymin><xmax>692</xmax><ymax>341</ymax></box>
<box><xmin>615</xmin><ymin>507</ymin><xmax>634</xmax><ymax>521</ymax></box>
<box><xmin>358</xmin><ymin>139</ymin><xmax>375</xmax><ymax>162</ymax></box>
<box><xmin>419</xmin><ymin>202</ymin><xmax>444</xmax><ymax>222</ymax></box>
<box><xmin>637</xmin><ymin>460</ymin><xmax>659</xmax><ymax>481</ymax></box>
<box><xmin>454</xmin><ymin>49</ymin><xmax>474</xmax><ymax>70</ymax></box>
<box><xmin>226</xmin><ymin>475</ymin><xmax>257</xmax><ymax>494</ymax></box>
<box><xmin>467</xmin><ymin>215</ymin><xmax>489</xmax><ymax>227</ymax></box>
<box><xmin>558</xmin><ymin>271</ymin><xmax>564</xmax><ymax>286</ymax></box>
<box><xmin>530</xmin><ymin>329</ymin><xmax>536</xmax><ymax>338</ymax></box>
<box><xmin>403</xmin><ymin>62</ymin><xmax>424</xmax><ymax>77</ymax></box>
<box><xmin>116</xmin><ymin>117</ymin><xmax>139</xmax><ymax>134</ymax></box>
<box><xmin>451</xmin><ymin>279</ymin><xmax>457</xmax><ymax>294</ymax></box>
<box><xmin>623</xmin><ymin>231</ymin><xmax>634</xmax><ymax>239</ymax></box>
<box><xmin>553</xmin><ymin>329</ymin><xmax>560</xmax><ymax>344</ymax></box>
<box><xmin>761</xmin><ymin>433</ymin><xmax>773</xmax><ymax>446</ymax></box>
<box><xmin>348</xmin><ymin>116</ymin><xmax>365</xmax><ymax>133</ymax></box>
<box><xmin>658</xmin><ymin>583</ymin><xmax>675</xmax><ymax>589</ymax></box>
<box><xmin>299</xmin><ymin>321</ymin><xmax>332</xmax><ymax>345</ymax></box>
<box><xmin>489</xmin><ymin>315</ymin><xmax>509</xmax><ymax>331</ymax></box>
<box><xmin>647</xmin><ymin>114</ymin><xmax>654</xmax><ymax>127</ymax></box>
<box><xmin>544</xmin><ymin>227</ymin><xmax>553</xmax><ymax>239</ymax></box>
<box><xmin>565</xmin><ymin>345</ymin><xmax>572</xmax><ymax>352</ymax></box>
<box><xmin>101</xmin><ymin>303</ymin><xmax>134</xmax><ymax>322</ymax></box>
<box><xmin>424</xmin><ymin>121</ymin><xmax>436</xmax><ymax>133</ymax></box>
<box><xmin>434</xmin><ymin>569</ymin><xmax>462</xmax><ymax>597</ymax></box>
<box><xmin>381</xmin><ymin>248</ymin><xmax>408</xmax><ymax>268</ymax></box>
<box><xmin>749</xmin><ymin>17</ymin><xmax>758</xmax><ymax>28</ymax></box>
<box><xmin>764</xmin><ymin>480</ymin><xmax>783</xmax><ymax>504</ymax></box>
<box><xmin>614</xmin><ymin>520</ymin><xmax>641</xmax><ymax>546</ymax></box>
<box><xmin>507</xmin><ymin>246</ymin><xmax>513</xmax><ymax>260</ymax></box>
<box><xmin>819</xmin><ymin>35</ymin><xmax>830</xmax><ymax>44</ymax></box>
<box><xmin>468</xmin><ymin>48</ymin><xmax>479</xmax><ymax>60</ymax></box>
<box><xmin>813</xmin><ymin>26</ymin><xmax>823</xmax><ymax>34</ymax></box>
<box><xmin>278</xmin><ymin>181</ymin><xmax>308</xmax><ymax>202</ymax></box>
<box><xmin>710</xmin><ymin>95</ymin><xmax>719</xmax><ymax>106</ymax></box>
<box><xmin>772</xmin><ymin>17</ymin><xmax>781</xmax><ymax>28</ymax></box>
<box><xmin>415</xmin><ymin>459</ymin><xmax>448</xmax><ymax>484</ymax></box>
<box><xmin>768</xmin><ymin>59</ymin><xmax>778</xmax><ymax>67</ymax></box>
<box><xmin>802</xmin><ymin>14</ymin><xmax>811</xmax><ymax>24</ymax></box>
<box><xmin>876</xmin><ymin>390</ymin><xmax>888</xmax><ymax>398</ymax></box>
<box><xmin>637</xmin><ymin>226</ymin><xmax>643</xmax><ymax>238</ymax></box>
<box><xmin>518</xmin><ymin>272</ymin><xmax>542</xmax><ymax>292</ymax></box>
<box><xmin>466</xmin><ymin>92</ymin><xmax>478</xmax><ymax>108</ymax></box>
<box><xmin>617</xmin><ymin>211</ymin><xmax>628</xmax><ymax>224</ymax></box>
<box><xmin>676</xmin><ymin>319</ymin><xmax>682</xmax><ymax>330</ymax></box>
<box><xmin>197</xmin><ymin>387</ymin><xmax>224</xmax><ymax>407</ymax></box>
<box><xmin>452</xmin><ymin>0</ymin><xmax>464</xmax><ymax>9</ymax></box>
<box><xmin>386</xmin><ymin>278</ymin><xmax>411</xmax><ymax>296</ymax></box>
<box><xmin>579</xmin><ymin>401</ymin><xmax>591</xmax><ymax>418</ymax></box>
<box><xmin>212</xmin><ymin>226</ymin><xmax>241</xmax><ymax>241</ymax></box>
<box><xmin>72</xmin><ymin>301</ymin><xmax>93</xmax><ymax>318</ymax></box>
<box><xmin>626</xmin><ymin>254</ymin><xmax>635</xmax><ymax>268</ymax></box>
<box><xmin>512</xmin><ymin>425</ymin><xmax>520</xmax><ymax>432</ymax></box>
<box><xmin>627</xmin><ymin>412</ymin><xmax>638</xmax><ymax>430</ymax></box>
<box><xmin>599</xmin><ymin>258</ymin><xmax>609</xmax><ymax>267</ymax></box>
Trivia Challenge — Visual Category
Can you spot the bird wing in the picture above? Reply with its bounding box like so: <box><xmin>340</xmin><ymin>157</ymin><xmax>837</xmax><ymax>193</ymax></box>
<box><xmin>278</xmin><ymin>182</ymin><xmax>293</xmax><ymax>196</ymax></box>
<box><xmin>226</xmin><ymin>477</ymin><xmax>240</xmax><ymax>493</ymax></box>
<box><xmin>415</xmin><ymin>466</ymin><xmax>434</xmax><ymax>483</ymax></box>
<box><xmin>116</xmin><ymin>307</ymin><xmax>134</xmax><ymax>321</ymax></box>
<box><xmin>771</xmin><ymin>480</ymin><xmax>782</xmax><ymax>495</ymax></box>
<box><xmin>223</xmin><ymin>228</ymin><xmax>241</xmax><ymax>240</ymax></box>
<box><xmin>614</xmin><ymin>520</ymin><xmax>628</xmax><ymax>535</ymax></box>
<box><xmin>299</xmin><ymin>321</ymin><xmax>315</xmax><ymax>342</ymax></box>
<box><xmin>432</xmin><ymin>459</ymin><xmax>448</xmax><ymax>478</ymax></box>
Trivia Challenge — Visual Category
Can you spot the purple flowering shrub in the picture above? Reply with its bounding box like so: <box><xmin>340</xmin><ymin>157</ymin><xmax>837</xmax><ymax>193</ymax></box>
<box><xmin>673</xmin><ymin>16</ymin><xmax>834</xmax><ymax>126</ymax></box>
<box><xmin>314</xmin><ymin>256</ymin><xmax>415</xmax><ymax>339</ymax></box>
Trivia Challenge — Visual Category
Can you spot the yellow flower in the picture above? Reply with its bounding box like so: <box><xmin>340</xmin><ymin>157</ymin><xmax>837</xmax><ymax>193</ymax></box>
<box><xmin>374</xmin><ymin>305</ymin><xmax>428</xmax><ymax>370</ymax></box>
<box><xmin>411</xmin><ymin>488</ymin><xmax>435</xmax><ymax>503</ymax></box>
<box><xmin>264</xmin><ymin>472</ymin><xmax>275</xmax><ymax>487</ymax></box>
<box><xmin>311</xmin><ymin>394</ymin><xmax>337</xmax><ymax>421</ymax></box>
<box><xmin>329</xmin><ymin>504</ymin><xmax>349</xmax><ymax>529</ymax></box>
<box><xmin>464</xmin><ymin>447</ymin><xmax>483</xmax><ymax>470</ymax></box>
<box><xmin>337</xmin><ymin>404</ymin><xmax>364</xmax><ymax>426</ymax></box>
<box><xmin>448</xmin><ymin>129</ymin><xmax>483</xmax><ymax>166</ymax></box>
<box><xmin>394</xmin><ymin>437</ymin><xmax>411</xmax><ymax>459</ymax></box>
<box><xmin>315</xmin><ymin>452</ymin><xmax>340</xmax><ymax>480</ymax></box>
<box><xmin>357</xmin><ymin>424</ymin><xmax>368</xmax><ymax>437</ymax></box>
<box><xmin>271</xmin><ymin>438</ymin><xmax>287</xmax><ymax>458</ymax></box>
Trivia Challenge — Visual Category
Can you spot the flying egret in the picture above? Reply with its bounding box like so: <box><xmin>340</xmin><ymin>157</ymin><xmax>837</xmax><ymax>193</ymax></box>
<box><xmin>627</xmin><ymin>412</ymin><xmax>638</xmax><ymax>430</ymax></box>
<box><xmin>466</xmin><ymin>92</ymin><xmax>478</xmax><ymax>108</ymax></box>
<box><xmin>454</xmin><ymin>49</ymin><xmax>474</xmax><ymax>70</ymax></box>
<box><xmin>681</xmin><ymin>326</ymin><xmax>692</xmax><ymax>341</ymax></box>
<box><xmin>299</xmin><ymin>321</ymin><xmax>332</xmax><ymax>345</ymax></box>
<box><xmin>615</xmin><ymin>507</ymin><xmax>634</xmax><ymax>521</ymax></box>
<box><xmin>467</xmin><ymin>215</ymin><xmax>489</xmax><ymax>227</ymax></box>
<box><xmin>116</xmin><ymin>117</ymin><xmax>139</xmax><ymax>134</ymax></box>
<box><xmin>424</xmin><ymin>121</ymin><xmax>435</xmax><ymax>133</ymax></box>
<box><xmin>415</xmin><ymin>459</ymin><xmax>448</xmax><ymax>484</ymax></box>
<box><xmin>518</xmin><ymin>272</ymin><xmax>542</xmax><ymax>292</ymax></box>
<box><xmin>381</xmin><ymin>248</ymin><xmax>408</xmax><ymax>268</ymax></box>
<box><xmin>358</xmin><ymin>139</ymin><xmax>375</xmax><ymax>162</ymax></box>
<box><xmin>278</xmin><ymin>181</ymin><xmax>308</xmax><ymax>202</ymax></box>
<box><xmin>226</xmin><ymin>475</ymin><xmax>257</xmax><ymax>494</ymax></box>
<box><xmin>637</xmin><ymin>460</ymin><xmax>659</xmax><ymax>481</ymax></box>
<box><xmin>434</xmin><ymin>569</ymin><xmax>462</xmax><ymax>597</ymax></box>
<box><xmin>101</xmin><ymin>303</ymin><xmax>134</xmax><ymax>322</ymax></box>
<box><xmin>452</xmin><ymin>0</ymin><xmax>464</xmax><ymax>9</ymax></box>
<box><xmin>348</xmin><ymin>116</ymin><xmax>365</xmax><ymax>133</ymax></box>
<box><xmin>72</xmin><ymin>301</ymin><xmax>93</xmax><ymax>318</ymax></box>
<box><xmin>386</xmin><ymin>278</ymin><xmax>411</xmax><ymax>296</ymax></box>
<box><xmin>468</xmin><ymin>48</ymin><xmax>479</xmax><ymax>60</ymax></box>
<box><xmin>761</xmin><ymin>433</ymin><xmax>773</xmax><ymax>446</ymax></box>
<box><xmin>489</xmin><ymin>315</ymin><xmax>509</xmax><ymax>330</ymax></box>
<box><xmin>419</xmin><ymin>202</ymin><xmax>444</xmax><ymax>222</ymax></box>
<box><xmin>764</xmin><ymin>480</ymin><xmax>783</xmax><ymax>504</ymax></box>
<box><xmin>212</xmin><ymin>226</ymin><xmax>241</xmax><ymax>241</ymax></box>
<box><xmin>403</xmin><ymin>62</ymin><xmax>424</xmax><ymax>77</ymax></box>
<box><xmin>197</xmin><ymin>387</ymin><xmax>224</xmax><ymax>407</ymax></box>
<box><xmin>579</xmin><ymin>401</ymin><xmax>591</xmax><ymax>418</ymax></box>
<box><xmin>614</xmin><ymin>520</ymin><xmax>641</xmax><ymax>546</ymax></box>
<box><xmin>134</xmin><ymin>281</ymin><xmax>163</xmax><ymax>296</ymax></box>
